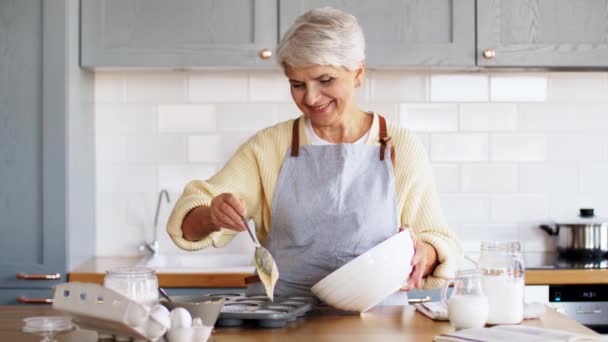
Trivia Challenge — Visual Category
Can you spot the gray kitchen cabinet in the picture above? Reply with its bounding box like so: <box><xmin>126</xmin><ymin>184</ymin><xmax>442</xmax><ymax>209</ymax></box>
<box><xmin>80</xmin><ymin>0</ymin><xmax>278</xmax><ymax>68</ymax></box>
<box><xmin>0</xmin><ymin>0</ymin><xmax>95</xmax><ymax>304</ymax></box>
<box><xmin>477</xmin><ymin>0</ymin><xmax>608</xmax><ymax>67</ymax></box>
<box><xmin>0</xmin><ymin>289</ymin><xmax>55</xmax><ymax>306</ymax></box>
<box><xmin>279</xmin><ymin>0</ymin><xmax>476</xmax><ymax>67</ymax></box>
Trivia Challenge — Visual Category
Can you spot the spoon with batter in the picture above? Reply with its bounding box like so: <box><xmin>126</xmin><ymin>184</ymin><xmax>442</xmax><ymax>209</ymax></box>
<box><xmin>242</xmin><ymin>216</ymin><xmax>279</xmax><ymax>300</ymax></box>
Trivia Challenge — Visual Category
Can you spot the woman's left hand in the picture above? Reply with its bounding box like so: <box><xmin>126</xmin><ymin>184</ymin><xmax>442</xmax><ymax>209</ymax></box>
<box><xmin>399</xmin><ymin>226</ymin><xmax>438</xmax><ymax>291</ymax></box>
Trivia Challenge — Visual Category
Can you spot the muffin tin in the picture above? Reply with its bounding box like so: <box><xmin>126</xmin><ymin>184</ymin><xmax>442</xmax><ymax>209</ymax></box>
<box><xmin>208</xmin><ymin>293</ymin><xmax>317</xmax><ymax>328</ymax></box>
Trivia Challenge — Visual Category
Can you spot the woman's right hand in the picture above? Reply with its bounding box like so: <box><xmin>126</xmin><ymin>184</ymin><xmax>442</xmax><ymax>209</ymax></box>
<box><xmin>209</xmin><ymin>193</ymin><xmax>248</xmax><ymax>232</ymax></box>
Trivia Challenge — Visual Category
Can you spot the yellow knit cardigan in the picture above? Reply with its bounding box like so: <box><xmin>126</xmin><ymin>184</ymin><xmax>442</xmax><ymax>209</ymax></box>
<box><xmin>166</xmin><ymin>113</ymin><xmax>462</xmax><ymax>289</ymax></box>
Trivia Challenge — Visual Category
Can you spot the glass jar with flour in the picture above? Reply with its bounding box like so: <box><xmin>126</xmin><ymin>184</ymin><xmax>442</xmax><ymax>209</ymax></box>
<box><xmin>104</xmin><ymin>267</ymin><xmax>159</xmax><ymax>306</ymax></box>
<box><xmin>478</xmin><ymin>241</ymin><xmax>525</xmax><ymax>325</ymax></box>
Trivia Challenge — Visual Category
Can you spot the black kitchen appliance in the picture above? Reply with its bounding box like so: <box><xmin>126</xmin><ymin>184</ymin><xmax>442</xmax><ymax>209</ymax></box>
<box><xmin>525</xmin><ymin>252</ymin><xmax>608</xmax><ymax>333</ymax></box>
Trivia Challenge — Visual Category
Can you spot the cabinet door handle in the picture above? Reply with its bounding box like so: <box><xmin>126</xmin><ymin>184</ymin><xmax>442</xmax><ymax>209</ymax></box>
<box><xmin>17</xmin><ymin>296</ymin><xmax>53</xmax><ymax>304</ymax></box>
<box><xmin>16</xmin><ymin>272</ymin><xmax>61</xmax><ymax>280</ymax></box>
<box><xmin>258</xmin><ymin>48</ymin><xmax>273</xmax><ymax>59</ymax></box>
<box><xmin>576</xmin><ymin>309</ymin><xmax>602</xmax><ymax>314</ymax></box>
<box><xmin>482</xmin><ymin>49</ymin><xmax>496</xmax><ymax>59</ymax></box>
<box><xmin>408</xmin><ymin>296</ymin><xmax>431</xmax><ymax>304</ymax></box>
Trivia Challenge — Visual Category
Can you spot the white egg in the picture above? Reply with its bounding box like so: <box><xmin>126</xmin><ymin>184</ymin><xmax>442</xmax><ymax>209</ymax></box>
<box><xmin>149</xmin><ymin>304</ymin><xmax>171</xmax><ymax>329</ymax></box>
<box><xmin>144</xmin><ymin>319</ymin><xmax>166</xmax><ymax>340</ymax></box>
<box><xmin>192</xmin><ymin>325</ymin><xmax>213</xmax><ymax>342</ymax></box>
<box><xmin>166</xmin><ymin>327</ymin><xmax>193</xmax><ymax>342</ymax></box>
<box><xmin>170</xmin><ymin>307</ymin><xmax>192</xmax><ymax>329</ymax></box>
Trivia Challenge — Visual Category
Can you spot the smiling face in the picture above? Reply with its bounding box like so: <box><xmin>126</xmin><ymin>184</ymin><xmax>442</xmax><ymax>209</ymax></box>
<box><xmin>285</xmin><ymin>64</ymin><xmax>364</xmax><ymax>128</ymax></box>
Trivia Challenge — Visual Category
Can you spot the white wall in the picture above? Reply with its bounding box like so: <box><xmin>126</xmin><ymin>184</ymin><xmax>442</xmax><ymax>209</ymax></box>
<box><xmin>94</xmin><ymin>70</ymin><xmax>608</xmax><ymax>256</ymax></box>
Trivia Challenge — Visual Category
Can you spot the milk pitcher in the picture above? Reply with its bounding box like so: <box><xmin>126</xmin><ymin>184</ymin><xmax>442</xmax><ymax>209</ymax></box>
<box><xmin>478</xmin><ymin>241</ymin><xmax>525</xmax><ymax>324</ymax></box>
<box><xmin>440</xmin><ymin>269</ymin><xmax>488</xmax><ymax>330</ymax></box>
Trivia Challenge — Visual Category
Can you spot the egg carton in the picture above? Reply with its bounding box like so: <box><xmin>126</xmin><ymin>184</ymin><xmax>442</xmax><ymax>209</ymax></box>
<box><xmin>209</xmin><ymin>293</ymin><xmax>317</xmax><ymax>328</ymax></box>
<box><xmin>52</xmin><ymin>282</ymin><xmax>166</xmax><ymax>341</ymax></box>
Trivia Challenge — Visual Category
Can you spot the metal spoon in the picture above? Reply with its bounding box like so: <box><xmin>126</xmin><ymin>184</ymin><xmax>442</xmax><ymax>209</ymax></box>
<box><xmin>242</xmin><ymin>216</ymin><xmax>279</xmax><ymax>299</ymax></box>
<box><xmin>158</xmin><ymin>287</ymin><xmax>172</xmax><ymax>302</ymax></box>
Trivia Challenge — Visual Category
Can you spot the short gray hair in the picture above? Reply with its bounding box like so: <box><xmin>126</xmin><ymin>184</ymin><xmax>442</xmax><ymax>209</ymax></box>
<box><xmin>277</xmin><ymin>7</ymin><xmax>366</xmax><ymax>71</ymax></box>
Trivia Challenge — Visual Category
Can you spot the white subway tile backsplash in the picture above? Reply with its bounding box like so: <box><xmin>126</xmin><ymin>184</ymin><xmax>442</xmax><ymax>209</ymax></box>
<box><xmin>490</xmin><ymin>75</ymin><xmax>547</xmax><ymax>102</ymax></box>
<box><xmin>461</xmin><ymin>164</ymin><xmax>518</xmax><ymax>193</ymax></box>
<box><xmin>459</xmin><ymin>224</ymin><xmax>520</xmax><ymax>252</ymax></box>
<box><xmin>573</xmin><ymin>194</ymin><xmax>608</xmax><ymax>218</ymax></box>
<box><xmin>277</xmin><ymin>102</ymin><xmax>302</xmax><ymax>121</ymax></box>
<box><xmin>96</xmin><ymin>192</ymin><xmax>129</xmax><ymax>254</ymax></box>
<box><xmin>93</xmin><ymin>70</ymin><xmax>608</xmax><ymax>255</ymax></box>
<box><xmin>94</xmin><ymin>72</ymin><xmax>124</xmax><ymax>103</ymax></box>
<box><xmin>490</xmin><ymin>195</ymin><xmax>548</xmax><ymax>221</ymax></box>
<box><xmin>249</xmin><ymin>72</ymin><xmax>292</xmax><ymax>102</ymax></box>
<box><xmin>96</xmin><ymin>193</ymin><xmax>127</xmax><ymax>229</ymax></box>
<box><xmin>519</xmin><ymin>224</ymin><xmax>554</xmax><ymax>252</ymax></box>
<box><xmin>97</xmin><ymin>164</ymin><xmax>157</xmax><ymax>194</ymax></box>
<box><xmin>549</xmin><ymin>73</ymin><xmax>608</xmax><ymax>102</ymax></box>
<box><xmin>158</xmin><ymin>164</ymin><xmax>219</xmax><ymax>194</ymax></box>
<box><xmin>432</xmin><ymin>164</ymin><xmax>460</xmax><ymax>193</ymax></box>
<box><xmin>522</xmin><ymin>103</ymin><xmax>608</xmax><ymax>132</ymax></box>
<box><xmin>431</xmin><ymin>74</ymin><xmax>488</xmax><ymax>102</ymax></box>
<box><xmin>430</xmin><ymin>134</ymin><xmax>488</xmax><ymax>161</ymax></box>
<box><xmin>519</xmin><ymin>104</ymin><xmax>581</xmax><ymax>132</ymax></box>
<box><xmin>580</xmin><ymin>163</ymin><xmax>608</xmax><ymax>193</ymax></box>
<box><xmin>519</xmin><ymin>163</ymin><xmax>578</xmax><ymax>194</ymax></box>
<box><xmin>460</xmin><ymin>103</ymin><xmax>517</xmax><ymax>131</ymax></box>
<box><xmin>490</xmin><ymin>134</ymin><xmax>547</xmax><ymax>161</ymax></box>
<box><xmin>124</xmin><ymin>72</ymin><xmax>187</xmax><ymax>103</ymax></box>
<box><xmin>216</xmin><ymin>104</ymin><xmax>278</xmax><ymax>132</ymax></box>
<box><xmin>548</xmin><ymin>194</ymin><xmax>608</xmax><ymax>221</ymax></box>
<box><xmin>220</xmin><ymin>132</ymin><xmax>257</xmax><ymax>164</ymax></box>
<box><xmin>546</xmin><ymin>134</ymin><xmax>606</xmax><ymax>161</ymax></box>
<box><xmin>126</xmin><ymin>135</ymin><xmax>187</xmax><ymax>163</ymax></box>
<box><xmin>158</xmin><ymin>105</ymin><xmax>216</xmax><ymax>133</ymax></box>
<box><xmin>399</xmin><ymin>104</ymin><xmax>458</xmax><ymax>132</ymax></box>
<box><xmin>370</xmin><ymin>72</ymin><xmax>427</xmax><ymax>102</ymax></box>
<box><xmin>360</xmin><ymin>103</ymin><xmax>399</xmax><ymax>123</ymax></box>
<box><xmin>414</xmin><ymin>133</ymin><xmax>430</xmax><ymax>153</ymax></box>
<box><xmin>125</xmin><ymin>192</ymin><xmax>156</xmax><ymax>231</ymax></box>
<box><xmin>95</xmin><ymin>104</ymin><xmax>158</xmax><ymax>136</ymax></box>
<box><xmin>440</xmin><ymin>195</ymin><xmax>490</xmax><ymax>222</ymax></box>
<box><xmin>188</xmin><ymin>135</ymin><xmax>223</xmax><ymax>163</ymax></box>
<box><xmin>189</xmin><ymin>72</ymin><xmax>248</xmax><ymax>103</ymax></box>
<box><xmin>96</xmin><ymin>222</ymin><xmax>143</xmax><ymax>256</ymax></box>
<box><xmin>96</xmin><ymin>135</ymin><xmax>127</xmax><ymax>163</ymax></box>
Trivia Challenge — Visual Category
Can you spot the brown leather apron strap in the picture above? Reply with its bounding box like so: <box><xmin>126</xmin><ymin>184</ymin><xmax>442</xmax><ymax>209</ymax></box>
<box><xmin>291</xmin><ymin>117</ymin><xmax>300</xmax><ymax>157</ymax></box>
<box><xmin>378</xmin><ymin>115</ymin><xmax>395</xmax><ymax>168</ymax></box>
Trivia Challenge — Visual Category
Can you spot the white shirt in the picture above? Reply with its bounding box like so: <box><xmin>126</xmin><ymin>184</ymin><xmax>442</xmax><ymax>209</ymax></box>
<box><xmin>306</xmin><ymin>118</ymin><xmax>370</xmax><ymax>145</ymax></box>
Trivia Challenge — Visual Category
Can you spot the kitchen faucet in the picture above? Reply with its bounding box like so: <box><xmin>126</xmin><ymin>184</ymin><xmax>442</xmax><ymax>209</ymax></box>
<box><xmin>139</xmin><ymin>189</ymin><xmax>170</xmax><ymax>255</ymax></box>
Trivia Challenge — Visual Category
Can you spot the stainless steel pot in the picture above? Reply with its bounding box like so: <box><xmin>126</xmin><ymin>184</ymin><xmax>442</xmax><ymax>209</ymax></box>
<box><xmin>539</xmin><ymin>208</ymin><xmax>608</xmax><ymax>257</ymax></box>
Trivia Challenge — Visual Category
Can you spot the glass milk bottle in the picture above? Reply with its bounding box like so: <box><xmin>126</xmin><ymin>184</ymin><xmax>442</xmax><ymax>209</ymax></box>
<box><xmin>441</xmin><ymin>269</ymin><xmax>488</xmax><ymax>330</ymax></box>
<box><xmin>478</xmin><ymin>241</ymin><xmax>525</xmax><ymax>324</ymax></box>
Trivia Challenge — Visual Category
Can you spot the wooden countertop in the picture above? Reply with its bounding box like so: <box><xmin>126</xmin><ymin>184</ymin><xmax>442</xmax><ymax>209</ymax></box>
<box><xmin>69</xmin><ymin>257</ymin><xmax>608</xmax><ymax>288</ymax></box>
<box><xmin>526</xmin><ymin>269</ymin><xmax>608</xmax><ymax>285</ymax></box>
<box><xmin>68</xmin><ymin>256</ymin><xmax>252</xmax><ymax>288</ymax></box>
<box><xmin>0</xmin><ymin>304</ymin><xmax>597</xmax><ymax>341</ymax></box>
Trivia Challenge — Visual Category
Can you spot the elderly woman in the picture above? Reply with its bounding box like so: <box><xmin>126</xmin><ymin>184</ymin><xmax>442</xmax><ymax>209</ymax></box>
<box><xmin>167</xmin><ymin>7</ymin><xmax>462</xmax><ymax>303</ymax></box>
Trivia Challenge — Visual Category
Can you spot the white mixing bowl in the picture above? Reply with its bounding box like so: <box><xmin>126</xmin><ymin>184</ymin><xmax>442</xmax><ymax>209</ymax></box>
<box><xmin>311</xmin><ymin>229</ymin><xmax>415</xmax><ymax>312</ymax></box>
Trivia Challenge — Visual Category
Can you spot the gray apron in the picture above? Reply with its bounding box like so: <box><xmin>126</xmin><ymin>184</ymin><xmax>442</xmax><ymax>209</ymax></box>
<box><xmin>248</xmin><ymin>115</ymin><xmax>408</xmax><ymax>305</ymax></box>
